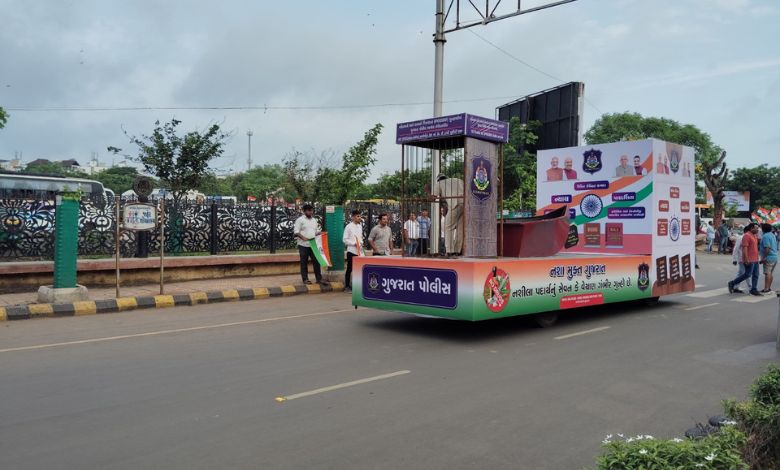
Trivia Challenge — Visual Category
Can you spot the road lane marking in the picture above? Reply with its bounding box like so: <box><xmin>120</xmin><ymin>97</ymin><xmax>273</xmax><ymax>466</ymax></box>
<box><xmin>275</xmin><ymin>370</ymin><xmax>410</xmax><ymax>403</ymax></box>
<box><xmin>695</xmin><ymin>284</ymin><xmax>706</xmax><ymax>288</ymax></box>
<box><xmin>685</xmin><ymin>302</ymin><xmax>719</xmax><ymax>311</ymax></box>
<box><xmin>0</xmin><ymin>309</ymin><xmax>357</xmax><ymax>354</ymax></box>
<box><xmin>687</xmin><ymin>288</ymin><xmax>729</xmax><ymax>298</ymax></box>
<box><xmin>554</xmin><ymin>326</ymin><xmax>610</xmax><ymax>340</ymax></box>
<box><xmin>731</xmin><ymin>294</ymin><xmax>776</xmax><ymax>303</ymax></box>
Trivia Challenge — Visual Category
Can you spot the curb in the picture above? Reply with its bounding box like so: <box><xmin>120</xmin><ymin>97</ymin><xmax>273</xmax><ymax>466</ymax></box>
<box><xmin>0</xmin><ymin>282</ymin><xmax>345</xmax><ymax>322</ymax></box>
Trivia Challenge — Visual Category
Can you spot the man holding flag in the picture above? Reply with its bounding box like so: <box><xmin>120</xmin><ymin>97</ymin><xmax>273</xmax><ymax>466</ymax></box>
<box><xmin>294</xmin><ymin>204</ymin><xmax>324</xmax><ymax>285</ymax></box>
<box><xmin>342</xmin><ymin>209</ymin><xmax>363</xmax><ymax>293</ymax></box>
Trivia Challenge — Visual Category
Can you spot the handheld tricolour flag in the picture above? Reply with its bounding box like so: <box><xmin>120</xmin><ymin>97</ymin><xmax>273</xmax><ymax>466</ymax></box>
<box><xmin>355</xmin><ymin>236</ymin><xmax>363</xmax><ymax>256</ymax></box>
<box><xmin>310</xmin><ymin>233</ymin><xmax>332</xmax><ymax>267</ymax></box>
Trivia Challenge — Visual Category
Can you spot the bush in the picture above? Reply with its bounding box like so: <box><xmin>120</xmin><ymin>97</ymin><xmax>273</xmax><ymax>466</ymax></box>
<box><xmin>724</xmin><ymin>364</ymin><xmax>780</xmax><ymax>468</ymax></box>
<box><xmin>596</xmin><ymin>427</ymin><xmax>747</xmax><ymax>469</ymax></box>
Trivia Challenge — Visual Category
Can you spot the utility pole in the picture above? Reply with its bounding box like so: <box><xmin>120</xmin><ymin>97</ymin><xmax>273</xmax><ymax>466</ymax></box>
<box><xmin>430</xmin><ymin>0</ymin><xmax>446</xmax><ymax>254</ymax></box>
<box><xmin>428</xmin><ymin>0</ymin><xmax>577</xmax><ymax>253</ymax></box>
<box><xmin>247</xmin><ymin>129</ymin><xmax>254</xmax><ymax>171</ymax></box>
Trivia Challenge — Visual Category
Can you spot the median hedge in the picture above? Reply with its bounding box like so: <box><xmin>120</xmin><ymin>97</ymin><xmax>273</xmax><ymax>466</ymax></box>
<box><xmin>595</xmin><ymin>364</ymin><xmax>780</xmax><ymax>469</ymax></box>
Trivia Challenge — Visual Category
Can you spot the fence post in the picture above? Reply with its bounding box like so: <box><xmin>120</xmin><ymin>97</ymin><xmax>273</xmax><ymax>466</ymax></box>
<box><xmin>366</xmin><ymin>203</ymin><xmax>373</xmax><ymax>252</ymax></box>
<box><xmin>210</xmin><ymin>202</ymin><xmax>218</xmax><ymax>255</ymax></box>
<box><xmin>269</xmin><ymin>199</ymin><xmax>277</xmax><ymax>254</ymax></box>
<box><xmin>53</xmin><ymin>195</ymin><xmax>79</xmax><ymax>288</ymax></box>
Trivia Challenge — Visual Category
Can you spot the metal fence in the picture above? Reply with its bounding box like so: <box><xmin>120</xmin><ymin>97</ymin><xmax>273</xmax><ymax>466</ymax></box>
<box><xmin>0</xmin><ymin>196</ymin><xmax>410</xmax><ymax>261</ymax></box>
<box><xmin>0</xmin><ymin>196</ymin><xmax>325</xmax><ymax>261</ymax></box>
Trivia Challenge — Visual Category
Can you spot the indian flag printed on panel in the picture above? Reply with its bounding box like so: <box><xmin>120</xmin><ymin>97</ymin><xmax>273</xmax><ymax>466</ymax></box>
<box><xmin>310</xmin><ymin>233</ymin><xmax>332</xmax><ymax>267</ymax></box>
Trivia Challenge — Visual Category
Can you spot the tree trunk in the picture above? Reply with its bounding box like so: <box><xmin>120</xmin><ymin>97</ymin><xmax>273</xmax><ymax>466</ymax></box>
<box><xmin>702</xmin><ymin>151</ymin><xmax>728</xmax><ymax>229</ymax></box>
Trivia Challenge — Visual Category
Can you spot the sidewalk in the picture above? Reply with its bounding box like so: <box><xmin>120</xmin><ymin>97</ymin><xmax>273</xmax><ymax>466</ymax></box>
<box><xmin>0</xmin><ymin>270</ymin><xmax>346</xmax><ymax>307</ymax></box>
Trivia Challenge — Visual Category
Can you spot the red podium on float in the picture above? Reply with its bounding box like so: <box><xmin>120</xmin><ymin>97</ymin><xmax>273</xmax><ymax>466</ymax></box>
<box><xmin>351</xmin><ymin>114</ymin><xmax>695</xmax><ymax>324</ymax></box>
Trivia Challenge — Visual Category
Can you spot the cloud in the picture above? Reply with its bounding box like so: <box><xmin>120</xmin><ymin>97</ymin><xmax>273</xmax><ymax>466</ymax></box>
<box><xmin>626</xmin><ymin>58</ymin><xmax>780</xmax><ymax>91</ymax></box>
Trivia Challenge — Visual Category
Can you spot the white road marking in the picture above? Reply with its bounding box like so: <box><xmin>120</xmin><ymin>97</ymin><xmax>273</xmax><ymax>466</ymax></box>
<box><xmin>685</xmin><ymin>302</ymin><xmax>719</xmax><ymax>311</ymax></box>
<box><xmin>0</xmin><ymin>309</ymin><xmax>357</xmax><ymax>354</ymax></box>
<box><xmin>275</xmin><ymin>370</ymin><xmax>411</xmax><ymax>402</ymax></box>
<box><xmin>554</xmin><ymin>326</ymin><xmax>610</xmax><ymax>340</ymax></box>
<box><xmin>687</xmin><ymin>287</ymin><xmax>729</xmax><ymax>298</ymax></box>
<box><xmin>731</xmin><ymin>294</ymin><xmax>776</xmax><ymax>303</ymax></box>
<box><xmin>695</xmin><ymin>284</ymin><xmax>706</xmax><ymax>288</ymax></box>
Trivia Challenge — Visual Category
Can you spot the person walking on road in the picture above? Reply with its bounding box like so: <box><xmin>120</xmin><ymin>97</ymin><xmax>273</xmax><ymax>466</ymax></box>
<box><xmin>705</xmin><ymin>221</ymin><xmax>715</xmax><ymax>253</ymax></box>
<box><xmin>368</xmin><ymin>213</ymin><xmax>393</xmax><ymax>256</ymax></box>
<box><xmin>759</xmin><ymin>223</ymin><xmax>777</xmax><ymax>293</ymax></box>
<box><xmin>342</xmin><ymin>210</ymin><xmax>363</xmax><ymax>293</ymax></box>
<box><xmin>293</xmin><ymin>204</ymin><xmax>322</xmax><ymax>285</ymax></box>
<box><xmin>728</xmin><ymin>223</ymin><xmax>761</xmax><ymax>296</ymax></box>
<box><xmin>718</xmin><ymin>221</ymin><xmax>730</xmax><ymax>254</ymax></box>
<box><xmin>731</xmin><ymin>226</ymin><xmax>750</xmax><ymax>293</ymax></box>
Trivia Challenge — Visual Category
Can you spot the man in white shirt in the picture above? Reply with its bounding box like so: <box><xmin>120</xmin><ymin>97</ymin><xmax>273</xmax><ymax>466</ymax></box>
<box><xmin>342</xmin><ymin>209</ymin><xmax>363</xmax><ymax>292</ymax></box>
<box><xmin>293</xmin><ymin>204</ymin><xmax>322</xmax><ymax>284</ymax></box>
<box><xmin>731</xmin><ymin>226</ymin><xmax>749</xmax><ymax>293</ymax></box>
<box><xmin>403</xmin><ymin>211</ymin><xmax>420</xmax><ymax>257</ymax></box>
<box><xmin>431</xmin><ymin>174</ymin><xmax>464</xmax><ymax>256</ymax></box>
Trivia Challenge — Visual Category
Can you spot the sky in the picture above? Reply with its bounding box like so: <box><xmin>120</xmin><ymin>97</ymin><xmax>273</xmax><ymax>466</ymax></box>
<box><xmin>1</xmin><ymin>0</ymin><xmax>778</xmax><ymax>180</ymax></box>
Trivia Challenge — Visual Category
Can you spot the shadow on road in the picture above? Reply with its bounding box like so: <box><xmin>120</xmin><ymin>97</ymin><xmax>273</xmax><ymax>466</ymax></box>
<box><xmin>357</xmin><ymin>299</ymin><xmax>669</xmax><ymax>343</ymax></box>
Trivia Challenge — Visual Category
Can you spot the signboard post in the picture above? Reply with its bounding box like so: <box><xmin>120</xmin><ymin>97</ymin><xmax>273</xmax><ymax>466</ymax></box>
<box><xmin>116</xmin><ymin>202</ymin><xmax>158</xmax><ymax>298</ymax></box>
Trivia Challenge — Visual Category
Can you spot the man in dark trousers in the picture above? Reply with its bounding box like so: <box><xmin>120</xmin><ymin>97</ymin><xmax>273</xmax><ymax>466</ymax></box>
<box><xmin>718</xmin><ymin>221</ymin><xmax>730</xmax><ymax>254</ymax></box>
<box><xmin>293</xmin><ymin>204</ymin><xmax>322</xmax><ymax>285</ymax></box>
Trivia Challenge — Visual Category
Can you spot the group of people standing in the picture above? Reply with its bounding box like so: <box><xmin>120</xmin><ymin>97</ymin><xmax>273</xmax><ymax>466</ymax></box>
<box><xmin>727</xmin><ymin>223</ymin><xmax>778</xmax><ymax>295</ymax></box>
<box><xmin>705</xmin><ymin>220</ymin><xmax>733</xmax><ymax>254</ymax></box>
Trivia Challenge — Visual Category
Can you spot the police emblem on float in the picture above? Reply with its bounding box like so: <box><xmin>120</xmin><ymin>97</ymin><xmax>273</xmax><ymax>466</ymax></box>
<box><xmin>669</xmin><ymin>149</ymin><xmax>680</xmax><ymax>174</ymax></box>
<box><xmin>580</xmin><ymin>193</ymin><xmax>603</xmax><ymax>219</ymax></box>
<box><xmin>367</xmin><ymin>272</ymin><xmax>381</xmax><ymax>292</ymax></box>
<box><xmin>470</xmin><ymin>155</ymin><xmax>492</xmax><ymax>201</ymax></box>
<box><xmin>582</xmin><ymin>148</ymin><xmax>603</xmax><ymax>174</ymax></box>
<box><xmin>637</xmin><ymin>263</ymin><xmax>650</xmax><ymax>291</ymax></box>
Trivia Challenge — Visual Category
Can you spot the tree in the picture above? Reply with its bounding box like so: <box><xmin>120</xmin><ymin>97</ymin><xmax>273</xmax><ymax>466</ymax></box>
<box><xmin>119</xmin><ymin>119</ymin><xmax>229</xmax><ymax>203</ymax></box>
<box><xmin>502</xmin><ymin>118</ymin><xmax>540</xmax><ymax>211</ymax></box>
<box><xmin>21</xmin><ymin>161</ymin><xmax>83</xmax><ymax>177</ymax></box>
<box><xmin>92</xmin><ymin>166</ymin><xmax>146</xmax><ymax>195</ymax></box>
<box><xmin>282</xmin><ymin>123</ymin><xmax>383</xmax><ymax>204</ymax></box>
<box><xmin>701</xmin><ymin>151</ymin><xmax>729</xmax><ymax>224</ymax></box>
<box><xmin>585</xmin><ymin>112</ymin><xmax>728</xmax><ymax>226</ymax></box>
<box><xmin>728</xmin><ymin>165</ymin><xmax>780</xmax><ymax>210</ymax></box>
<box><xmin>228</xmin><ymin>164</ymin><xmax>293</xmax><ymax>201</ymax></box>
<box><xmin>331</xmin><ymin>123</ymin><xmax>383</xmax><ymax>204</ymax></box>
<box><xmin>0</xmin><ymin>106</ymin><xmax>7</xmax><ymax>130</ymax></box>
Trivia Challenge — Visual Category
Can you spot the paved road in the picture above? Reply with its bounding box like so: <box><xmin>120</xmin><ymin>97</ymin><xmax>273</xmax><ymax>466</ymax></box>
<box><xmin>1</xmin><ymin>254</ymin><xmax>778</xmax><ymax>469</ymax></box>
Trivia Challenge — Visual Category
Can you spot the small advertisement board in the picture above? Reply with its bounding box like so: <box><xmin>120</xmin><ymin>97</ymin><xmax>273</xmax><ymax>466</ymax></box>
<box><xmin>123</xmin><ymin>203</ymin><xmax>157</xmax><ymax>231</ymax></box>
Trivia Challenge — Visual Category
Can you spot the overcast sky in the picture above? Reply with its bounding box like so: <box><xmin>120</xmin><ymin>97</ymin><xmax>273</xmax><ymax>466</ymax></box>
<box><xmin>1</xmin><ymin>0</ymin><xmax>778</xmax><ymax>179</ymax></box>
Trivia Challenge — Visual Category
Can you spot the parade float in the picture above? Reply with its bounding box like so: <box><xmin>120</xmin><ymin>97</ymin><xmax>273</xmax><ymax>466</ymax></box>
<box><xmin>351</xmin><ymin>113</ymin><xmax>696</xmax><ymax>325</ymax></box>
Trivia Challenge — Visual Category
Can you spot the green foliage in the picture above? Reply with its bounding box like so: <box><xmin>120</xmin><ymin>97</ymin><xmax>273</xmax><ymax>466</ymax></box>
<box><xmin>503</xmin><ymin>117</ymin><xmax>540</xmax><ymax>211</ymax></box>
<box><xmin>21</xmin><ymin>161</ymin><xmax>83</xmax><ymax>177</ymax></box>
<box><xmin>331</xmin><ymin>123</ymin><xmax>383</xmax><ymax>204</ymax></box>
<box><xmin>724</xmin><ymin>364</ymin><xmax>780</xmax><ymax>467</ymax></box>
<box><xmin>596</xmin><ymin>427</ymin><xmax>747</xmax><ymax>470</ymax></box>
<box><xmin>585</xmin><ymin>112</ymin><xmax>722</xmax><ymax>170</ymax></box>
<box><xmin>283</xmin><ymin>124</ymin><xmax>383</xmax><ymax>204</ymax></box>
<box><xmin>220</xmin><ymin>164</ymin><xmax>292</xmax><ymax>201</ymax></box>
<box><xmin>121</xmin><ymin>119</ymin><xmax>228</xmax><ymax>202</ymax></box>
<box><xmin>728</xmin><ymin>165</ymin><xmax>780</xmax><ymax>210</ymax></box>
<box><xmin>585</xmin><ymin>111</ymin><xmax>729</xmax><ymax>224</ymax></box>
<box><xmin>92</xmin><ymin>166</ymin><xmax>145</xmax><ymax>195</ymax></box>
<box><xmin>0</xmin><ymin>106</ymin><xmax>7</xmax><ymax>129</ymax></box>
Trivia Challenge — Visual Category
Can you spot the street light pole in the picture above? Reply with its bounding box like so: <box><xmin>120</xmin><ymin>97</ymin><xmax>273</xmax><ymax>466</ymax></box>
<box><xmin>247</xmin><ymin>129</ymin><xmax>254</xmax><ymax>171</ymax></box>
<box><xmin>430</xmin><ymin>0</ymin><xmax>446</xmax><ymax>254</ymax></box>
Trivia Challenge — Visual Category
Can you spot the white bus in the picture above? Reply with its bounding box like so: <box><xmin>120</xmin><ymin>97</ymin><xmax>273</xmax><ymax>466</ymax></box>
<box><xmin>0</xmin><ymin>173</ymin><xmax>111</xmax><ymax>200</ymax></box>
